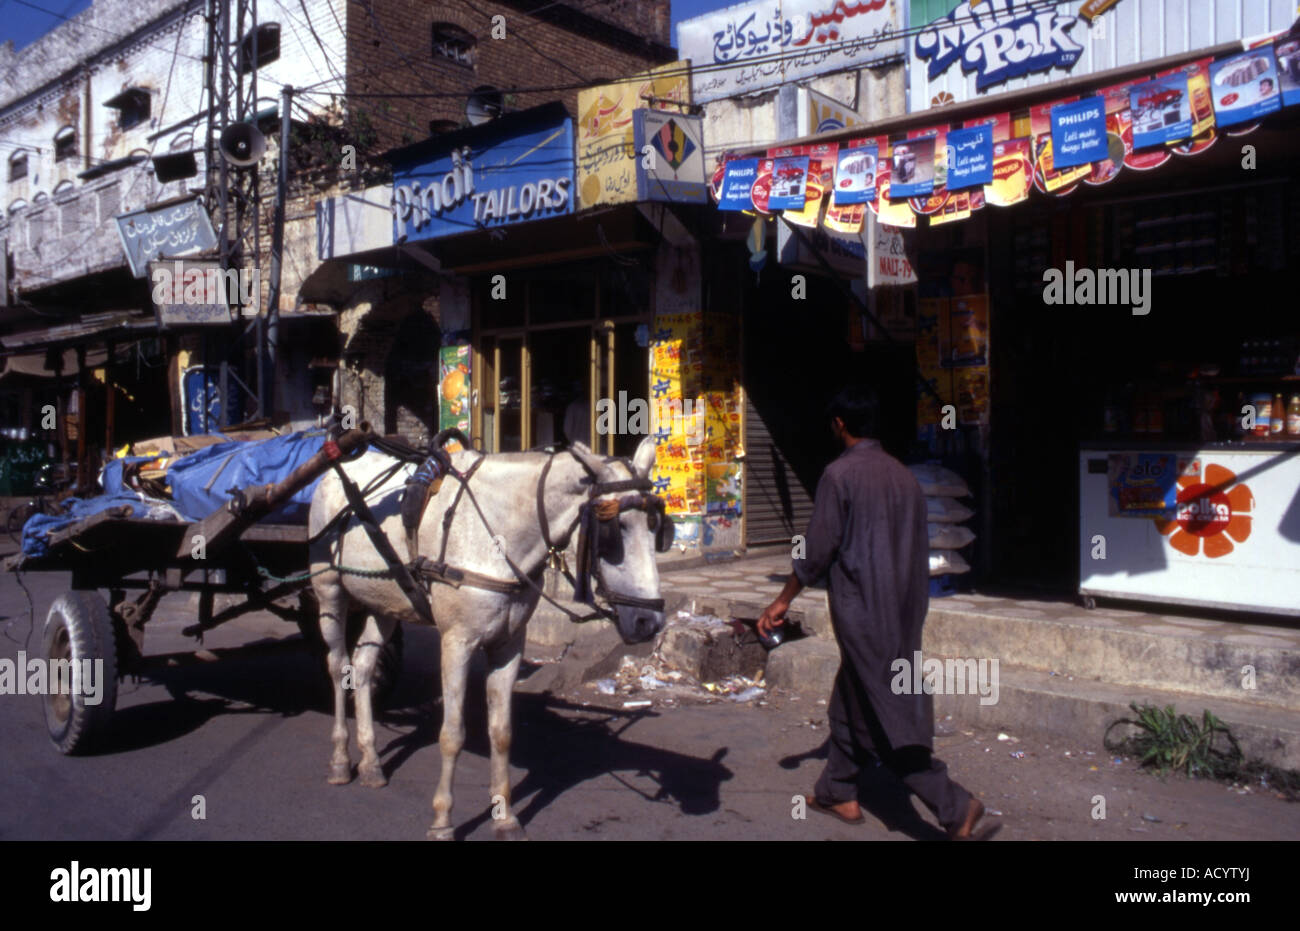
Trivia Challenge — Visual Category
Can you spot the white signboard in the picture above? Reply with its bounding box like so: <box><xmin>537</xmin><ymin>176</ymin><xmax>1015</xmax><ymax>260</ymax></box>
<box><xmin>679</xmin><ymin>0</ymin><xmax>903</xmax><ymax>104</ymax></box>
<box><xmin>867</xmin><ymin>212</ymin><xmax>917</xmax><ymax>287</ymax></box>
<box><xmin>909</xmin><ymin>0</ymin><xmax>1299</xmax><ymax>113</ymax></box>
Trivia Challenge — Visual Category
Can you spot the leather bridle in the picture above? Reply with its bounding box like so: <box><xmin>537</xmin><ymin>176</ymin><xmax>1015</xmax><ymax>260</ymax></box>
<box><xmin>536</xmin><ymin>449</ymin><xmax>673</xmax><ymax>615</ymax></box>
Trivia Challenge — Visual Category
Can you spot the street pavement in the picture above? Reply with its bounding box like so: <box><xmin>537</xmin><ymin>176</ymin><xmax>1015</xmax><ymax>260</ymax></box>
<box><xmin>1</xmin><ymin>567</ymin><xmax>1296</xmax><ymax>841</ymax></box>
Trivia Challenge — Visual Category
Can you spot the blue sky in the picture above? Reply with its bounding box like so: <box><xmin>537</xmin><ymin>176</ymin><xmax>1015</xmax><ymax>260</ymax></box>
<box><xmin>2</xmin><ymin>0</ymin><xmax>735</xmax><ymax>51</ymax></box>
<box><xmin>0</xmin><ymin>0</ymin><xmax>93</xmax><ymax>50</ymax></box>
<box><xmin>670</xmin><ymin>0</ymin><xmax>739</xmax><ymax>44</ymax></box>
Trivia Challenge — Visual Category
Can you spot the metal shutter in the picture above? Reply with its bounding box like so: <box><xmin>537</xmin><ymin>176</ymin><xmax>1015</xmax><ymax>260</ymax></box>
<box><xmin>743</xmin><ymin>392</ymin><xmax>815</xmax><ymax>545</ymax></box>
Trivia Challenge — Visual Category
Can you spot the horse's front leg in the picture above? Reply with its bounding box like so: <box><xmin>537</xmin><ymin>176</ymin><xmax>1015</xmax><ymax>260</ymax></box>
<box><xmin>485</xmin><ymin>624</ymin><xmax>527</xmax><ymax>840</ymax></box>
<box><xmin>352</xmin><ymin>613</ymin><xmax>398</xmax><ymax>788</ymax></box>
<box><xmin>312</xmin><ymin>571</ymin><xmax>353</xmax><ymax>785</ymax></box>
<box><xmin>428</xmin><ymin>629</ymin><xmax>472</xmax><ymax>841</ymax></box>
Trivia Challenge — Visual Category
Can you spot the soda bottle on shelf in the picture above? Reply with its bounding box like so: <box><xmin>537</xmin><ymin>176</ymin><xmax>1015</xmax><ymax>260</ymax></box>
<box><xmin>1287</xmin><ymin>394</ymin><xmax>1300</xmax><ymax>437</ymax></box>
<box><xmin>1272</xmin><ymin>392</ymin><xmax>1285</xmax><ymax>436</ymax></box>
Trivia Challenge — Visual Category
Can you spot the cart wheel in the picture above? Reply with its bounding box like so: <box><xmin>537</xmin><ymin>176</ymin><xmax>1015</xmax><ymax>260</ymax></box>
<box><xmin>297</xmin><ymin>616</ymin><xmax>404</xmax><ymax>709</ymax></box>
<box><xmin>41</xmin><ymin>591</ymin><xmax>119</xmax><ymax>755</ymax></box>
<box><xmin>1080</xmin><ymin>595</ymin><xmax>1097</xmax><ymax>611</ymax></box>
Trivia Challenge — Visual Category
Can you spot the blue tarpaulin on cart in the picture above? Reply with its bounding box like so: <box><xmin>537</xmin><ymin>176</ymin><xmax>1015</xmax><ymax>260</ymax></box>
<box><xmin>19</xmin><ymin>431</ymin><xmax>331</xmax><ymax>558</ymax></box>
<box><xmin>165</xmin><ymin>430</ymin><xmax>328</xmax><ymax>525</ymax></box>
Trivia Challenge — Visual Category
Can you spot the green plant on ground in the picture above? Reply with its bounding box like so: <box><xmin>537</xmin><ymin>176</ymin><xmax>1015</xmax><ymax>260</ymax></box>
<box><xmin>1104</xmin><ymin>702</ymin><xmax>1243</xmax><ymax>779</ymax></box>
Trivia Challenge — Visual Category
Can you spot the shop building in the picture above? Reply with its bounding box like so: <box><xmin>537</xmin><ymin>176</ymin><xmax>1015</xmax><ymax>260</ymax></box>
<box><xmin>715</xmin><ymin>0</ymin><xmax>1300</xmax><ymax>610</ymax></box>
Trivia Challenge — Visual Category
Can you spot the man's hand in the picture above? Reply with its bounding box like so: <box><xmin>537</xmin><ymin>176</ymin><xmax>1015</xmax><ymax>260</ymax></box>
<box><xmin>758</xmin><ymin>573</ymin><xmax>804</xmax><ymax>637</ymax></box>
<box><xmin>757</xmin><ymin>598</ymin><xmax>789</xmax><ymax>638</ymax></box>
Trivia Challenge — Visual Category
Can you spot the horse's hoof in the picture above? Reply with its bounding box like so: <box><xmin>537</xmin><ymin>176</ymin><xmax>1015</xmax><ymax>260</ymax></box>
<box><xmin>493</xmin><ymin>820</ymin><xmax>528</xmax><ymax>841</ymax></box>
<box><xmin>426</xmin><ymin>825</ymin><xmax>455</xmax><ymax>841</ymax></box>
<box><xmin>358</xmin><ymin>764</ymin><xmax>388</xmax><ymax>788</ymax></box>
<box><xmin>327</xmin><ymin>763</ymin><xmax>353</xmax><ymax>785</ymax></box>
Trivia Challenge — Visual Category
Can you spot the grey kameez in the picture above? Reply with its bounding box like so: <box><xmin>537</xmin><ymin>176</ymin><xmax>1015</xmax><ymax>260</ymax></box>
<box><xmin>793</xmin><ymin>439</ymin><xmax>972</xmax><ymax>828</ymax></box>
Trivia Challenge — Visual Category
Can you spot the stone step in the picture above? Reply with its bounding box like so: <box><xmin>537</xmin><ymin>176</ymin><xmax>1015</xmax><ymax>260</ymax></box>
<box><xmin>924</xmin><ymin>597</ymin><xmax>1300</xmax><ymax>713</ymax></box>
<box><xmin>763</xmin><ymin>636</ymin><xmax>1300</xmax><ymax>771</ymax></box>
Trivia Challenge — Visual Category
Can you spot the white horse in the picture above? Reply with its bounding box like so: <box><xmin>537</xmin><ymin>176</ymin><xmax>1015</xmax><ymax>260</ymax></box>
<box><xmin>307</xmin><ymin>436</ymin><xmax>667</xmax><ymax>840</ymax></box>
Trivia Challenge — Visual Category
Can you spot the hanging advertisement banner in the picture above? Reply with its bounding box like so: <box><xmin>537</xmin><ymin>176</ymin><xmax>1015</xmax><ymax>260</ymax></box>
<box><xmin>1209</xmin><ymin>48</ymin><xmax>1283</xmax><ymax>127</ymax></box>
<box><xmin>1129</xmin><ymin>73</ymin><xmax>1193</xmax><ymax>148</ymax></box>
<box><xmin>678</xmin><ymin>0</ymin><xmax>903</xmax><ymax>104</ymax></box>
<box><xmin>889</xmin><ymin>136</ymin><xmax>935</xmax><ymax>199</ymax></box>
<box><xmin>717</xmin><ymin>158</ymin><xmax>760</xmax><ymax>210</ymax></box>
<box><xmin>1050</xmin><ymin>96</ymin><xmax>1108</xmax><ymax>169</ymax></box>
<box><xmin>983</xmin><ymin>137</ymin><xmax>1033</xmax><ymax>206</ymax></box>
<box><xmin>1031</xmin><ymin>99</ymin><xmax>1090</xmax><ymax>194</ymax></box>
<box><xmin>1276</xmin><ymin>34</ymin><xmax>1300</xmax><ymax>107</ymax></box>
<box><xmin>768</xmin><ymin>155</ymin><xmax>811</xmax><ymax>210</ymax></box>
<box><xmin>833</xmin><ymin>143</ymin><xmax>878</xmax><ymax>204</ymax></box>
<box><xmin>946</xmin><ymin>124</ymin><xmax>995</xmax><ymax>189</ymax></box>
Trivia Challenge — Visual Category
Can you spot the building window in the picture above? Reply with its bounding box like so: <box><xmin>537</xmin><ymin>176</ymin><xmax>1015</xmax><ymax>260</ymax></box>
<box><xmin>105</xmin><ymin>87</ymin><xmax>151</xmax><ymax>131</ymax></box>
<box><xmin>238</xmin><ymin>22</ymin><xmax>280</xmax><ymax>73</ymax></box>
<box><xmin>7</xmin><ymin>152</ymin><xmax>26</xmax><ymax>181</ymax></box>
<box><xmin>54</xmin><ymin>126</ymin><xmax>77</xmax><ymax>162</ymax></box>
<box><xmin>432</xmin><ymin>22</ymin><xmax>475</xmax><ymax>66</ymax></box>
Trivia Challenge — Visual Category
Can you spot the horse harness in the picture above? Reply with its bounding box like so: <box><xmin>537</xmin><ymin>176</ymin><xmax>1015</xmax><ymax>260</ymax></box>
<box><xmin>328</xmin><ymin>431</ymin><xmax>673</xmax><ymax>626</ymax></box>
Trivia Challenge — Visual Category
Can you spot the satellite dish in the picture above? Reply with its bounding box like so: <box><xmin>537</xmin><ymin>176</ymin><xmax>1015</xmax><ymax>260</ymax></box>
<box><xmin>466</xmin><ymin>86</ymin><xmax>503</xmax><ymax>126</ymax></box>
<box><xmin>219</xmin><ymin>122</ymin><xmax>267</xmax><ymax>167</ymax></box>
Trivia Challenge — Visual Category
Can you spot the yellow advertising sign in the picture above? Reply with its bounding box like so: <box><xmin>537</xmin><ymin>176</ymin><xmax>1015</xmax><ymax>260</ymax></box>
<box><xmin>577</xmin><ymin>63</ymin><xmax>690</xmax><ymax>210</ymax></box>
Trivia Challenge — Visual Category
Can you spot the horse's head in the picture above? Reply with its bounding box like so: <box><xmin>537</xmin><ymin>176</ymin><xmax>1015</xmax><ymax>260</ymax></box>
<box><xmin>568</xmin><ymin>436</ymin><xmax>669</xmax><ymax>644</ymax></box>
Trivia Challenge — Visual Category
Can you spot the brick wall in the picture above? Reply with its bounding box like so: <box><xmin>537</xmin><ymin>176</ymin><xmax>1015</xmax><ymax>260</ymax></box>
<box><xmin>346</xmin><ymin>0</ymin><xmax>674</xmax><ymax>150</ymax></box>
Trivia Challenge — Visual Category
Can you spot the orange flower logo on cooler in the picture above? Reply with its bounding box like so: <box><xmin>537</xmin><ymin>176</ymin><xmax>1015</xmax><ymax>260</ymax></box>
<box><xmin>1154</xmin><ymin>463</ymin><xmax>1253</xmax><ymax>558</ymax></box>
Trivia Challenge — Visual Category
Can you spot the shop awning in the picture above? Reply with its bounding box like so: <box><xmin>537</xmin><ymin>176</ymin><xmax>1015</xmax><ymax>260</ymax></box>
<box><xmin>0</xmin><ymin>311</ymin><xmax>157</xmax><ymax>356</ymax></box>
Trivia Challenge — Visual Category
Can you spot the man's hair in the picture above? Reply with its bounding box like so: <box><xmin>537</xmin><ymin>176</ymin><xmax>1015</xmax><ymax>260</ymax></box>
<box><xmin>828</xmin><ymin>385</ymin><xmax>879</xmax><ymax>438</ymax></box>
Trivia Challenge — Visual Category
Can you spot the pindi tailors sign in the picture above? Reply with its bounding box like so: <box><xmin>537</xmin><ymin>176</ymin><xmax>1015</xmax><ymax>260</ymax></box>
<box><xmin>390</xmin><ymin>104</ymin><xmax>575</xmax><ymax>243</ymax></box>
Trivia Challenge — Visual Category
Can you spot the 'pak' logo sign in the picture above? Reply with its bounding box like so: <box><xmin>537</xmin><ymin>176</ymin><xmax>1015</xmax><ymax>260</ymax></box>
<box><xmin>915</xmin><ymin>0</ymin><xmax>1084</xmax><ymax>92</ymax></box>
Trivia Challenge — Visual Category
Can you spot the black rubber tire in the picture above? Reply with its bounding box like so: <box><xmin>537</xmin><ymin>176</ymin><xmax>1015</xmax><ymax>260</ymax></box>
<box><xmin>41</xmin><ymin>591</ymin><xmax>119</xmax><ymax>755</ymax></box>
<box><xmin>297</xmin><ymin>614</ymin><xmax>404</xmax><ymax>709</ymax></box>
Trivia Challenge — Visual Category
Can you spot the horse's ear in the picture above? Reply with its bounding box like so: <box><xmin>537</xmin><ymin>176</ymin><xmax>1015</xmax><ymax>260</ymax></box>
<box><xmin>567</xmin><ymin>442</ymin><xmax>606</xmax><ymax>484</ymax></box>
<box><xmin>632</xmin><ymin>435</ymin><xmax>656</xmax><ymax>479</ymax></box>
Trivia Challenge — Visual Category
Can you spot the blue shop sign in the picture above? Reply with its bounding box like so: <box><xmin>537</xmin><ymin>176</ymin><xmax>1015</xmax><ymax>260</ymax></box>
<box><xmin>390</xmin><ymin>105</ymin><xmax>575</xmax><ymax>243</ymax></box>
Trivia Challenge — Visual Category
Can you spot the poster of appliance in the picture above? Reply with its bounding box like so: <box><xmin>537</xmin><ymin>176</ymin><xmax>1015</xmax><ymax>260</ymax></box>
<box><xmin>1209</xmin><ymin>49</ymin><xmax>1283</xmax><ymax>127</ymax></box>
<box><xmin>782</xmin><ymin>158</ymin><xmax>828</xmax><ymax>228</ymax></box>
<box><xmin>1276</xmin><ymin>36</ymin><xmax>1300</xmax><ymax>108</ymax></box>
<box><xmin>871</xmin><ymin>159</ymin><xmax>917</xmax><ymax>229</ymax></box>
<box><xmin>1107</xmin><ymin>452</ymin><xmax>1178</xmax><ymax>519</ymax></box>
<box><xmin>834</xmin><ymin>144</ymin><xmax>878</xmax><ymax>204</ymax></box>
<box><xmin>1049</xmin><ymin>97</ymin><xmax>1107</xmax><ymax>169</ymax></box>
<box><xmin>1129</xmin><ymin>73</ymin><xmax>1193</xmax><ymax>148</ymax></box>
<box><xmin>945</xmin><ymin>124</ymin><xmax>994</xmax><ymax>189</ymax></box>
<box><xmin>909</xmin><ymin>126</ymin><xmax>947</xmax><ymax>190</ymax></box>
<box><xmin>1099</xmin><ymin>77</ymin><xmax>1169</xmax><ymax>171</ymax></box>
<box><xmin>768</xmin><ymin>156</ymin><xmax>810</xmax><ymax>210</ymax></box>
<box><xmin>439</xmin><ymin>345</ymin><xmax>471</xmax><ymax>437</ymax></box>
<box><xmin>717</xmin><ymin>158</ymin><xmax>759</xmax><ymax>211</ymax></box>
<box><xmin>889</xmin><ymin>136</ymin><xmax>935</xmax><ymax>199</ymax></box>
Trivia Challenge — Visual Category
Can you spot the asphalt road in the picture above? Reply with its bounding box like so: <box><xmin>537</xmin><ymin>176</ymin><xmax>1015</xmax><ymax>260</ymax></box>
<box><xmin>2</xmin><ymin>568</ymin><xmax>1297</xmax><ymax>842</ymax></box>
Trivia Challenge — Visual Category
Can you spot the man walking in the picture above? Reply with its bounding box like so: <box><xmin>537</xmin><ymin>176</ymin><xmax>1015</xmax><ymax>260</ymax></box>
<box><xmin>757</xmin><ymin>386</ymin><xmax>993</xmax><ymax>840</ymax></box>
